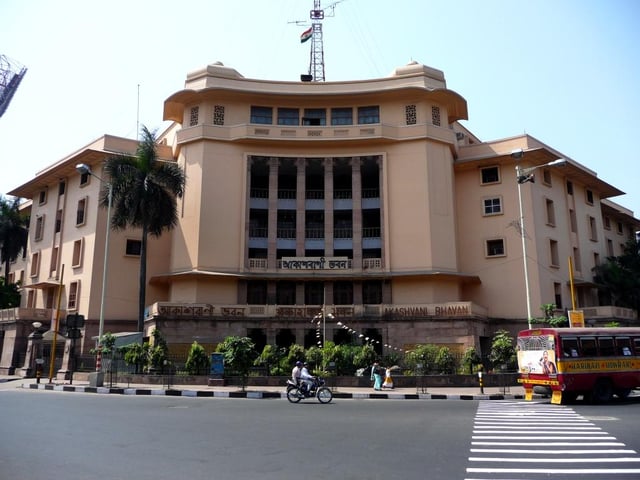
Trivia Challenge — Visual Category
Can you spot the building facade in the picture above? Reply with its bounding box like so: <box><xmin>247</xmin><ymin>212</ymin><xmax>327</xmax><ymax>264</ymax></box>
<box><xmin>1</xmin><ymin>61</ymin><xmax>638</xmax><ymax>376</ymax></box>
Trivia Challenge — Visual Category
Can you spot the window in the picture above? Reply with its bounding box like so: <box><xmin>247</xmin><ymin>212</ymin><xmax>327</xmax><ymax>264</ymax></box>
<box><xmin>405</xmin><ymin>105</ymin><xmax>417</xmax><ymax>125</ymax></box>
<box><xmin>615</xmin><ymin>337</ymin><xmax>632</xmax><ymax>356</ymax></box>
<box><xmin>561</xmin><ymin>338</ymin><xmax>579</xmax><ymax>357</ymax></box>
<box><xmin>573</xmin><ymin>247</ymin><xmax>581</xmax><ymax>272</ymax></box>
<box><xmin>331</xmin><ymin>107</ymin><xmax>353</xmax><ymax>125</ymax></box>
<box><xmin>302</xmin><ymin>282</ymin><xmax>323</xmax><ymax>305</ymax></box>
<box><xmin>586</xmin><ymin>189</ymin><xmax>594</xmax><ymax>205</ymax></box>
<box><xmin>580</xmin><ymin>337</ymin><xmax>597</xmax><ymax>357</ymax></box>
<box><xmin>542</xmin><ymin>169</ymin><xmax>552</xmax><ymax>185</ymax></box>
<box><xmin>549</xmin><ymin>239</ymin><xmax>559</xmax><ymax>266</ymax></box>
<box><xmin>480</xmin><ymin>166</ymin><xmax>500</xmax><ymax>184</ymax></box>
<box><xmin>483</xmin><ymin>197</ymin><xmax>502</xmax><ymax>215</ymax></box>
<box><xmin>68</xmin><ymin>281</ymin><xmax>80</xmax><ymax>310</ymax></box>
<box><xmin>76</xmin><ymin>198</ymin><xmax>87</xmax><ymax>226</ymax></box>
<box><xmin>598</xmin><ymin>337</ymin><xmax>615</xmax><ymax>356</ymax></box>
<box><xmin>363</xmin><ymin>280</ymin><xmax>382</xmax><ymax>304</ymax></box>
<box><xmin>189</xmin><ymin>106</ymin><xmax>199</xmax><ymax>126</ymax></box>
<box><xmin>126</xmin><ymin>239</ymin><xmax>142</xmax><ymax>256</ymax></box>
<box><xmin>333</xmin><ymin>281</ymin><xmax>353</xmax><ymax>305</ymax></box>
<box><xmin>247</xmin><ymin>281</ymin><xmax>267</xmax><ymax>304</ymax></box>
<box><xmin>276</xmin><ymin>281</ymin><xmax>296</xmax><ymax>305</ymax></box>
<box><xmin>545</xmin><ymin>198</ymin><xmax>555</xmax><ymax>226</ymax></box>
<box><xmin>566</xmin><ymin>181</ymin><xmax>573</xmax><ymax>195</ymax></box>
<box><xmin>616</xmin><ymin>221</ymin><xmax>624</xmax><ymax>235</ymax></box>
<box><xmin>486</xmin><ymin>238</ymin><xmax>505</xmax><ymax>257</ymax></box>
<box><xmin>34</xmin><ymin>215</ymin><xmax>45</xmax><ymax>241</ymax></box>
<box><xmin>50</xmin><ymin>247</ymin><xmax>58</xmax><ymax>274</ymax></box>
<box><xmin>431</xmin><ymin>106</ymin><xmax>441</xmax><ymax>126</ymax></box>
<box><xmin>554</xmin><ymin>282</ymin><xmax>563</xmax><ymax>309</ymax></box>
<box><xmin>79</xmin><ymin>171</ymin><xmax>90</xmax><ymax>186</ymax></box>
<box><xmin>38</xmin><ymin>189</ymin><xmax>47</xmax><ymax>205</ymax></box>
<box><xmin>250</xmin><ymin>106</ymin><xmax>273</xmax><ymax>124</ymax></box>
<box><xmin>302</xmin><ymin>108</ymin><xmax>326</xmax><ymax>126</ymax></box>
<box><xmin>72</xmin><ymin>239</ymin><xmax>83</xmax><ymax>267</ymax></box>
<box><xmin>593</xmin><ymin>252</ymin><xmax>600</xmax><ymax>268</ymax></box>
<box><xmin>606</xmin><ymin>239</ymin><xmax>614</xmax><ymax>256</ymax></box>
<box><xmin>277</xmin><ymin>108</ymin><xmax>299</xmax><ymax>126</ymax></box>
<box><xmin>358</xmin><ymin>106</ymin><xmax>379</xmax><ymax>124</ymax></box>
<box><xmin>213</xmin><ymin>105</ymin><xmax>225</xmax><ymax>125</ymax></box>
<box><xmin>569</xmin><ymin>209</ymin><xmax>577</xmax><ymax>233</ymax></box>
<box><xmin>603</xmin><ymin>216</ymin><xmax>611</xmax><ymax>230</ymax></box>
<box><xmin>588</xmin><ymin>216</ymin><xmax>597</xmax><ymax>241</ymax></box>
<box><xmin>58</xmin><ymin>181</ymin><xmax>66</xmax><ymax>196</ymax></box>
<box><xmin>30</xmin><ymin>252</ymin><xmax>40</xmax><ymax>277</ymax></box>
<box><xmin>27</xmin><ymin>289</ymin><xmax>36</xmax><ymax>308</ymax></box>
<box><xmin>55</xmin><ymin>209</ymin><xmax>63</xmax><ymax>233</ymax></box>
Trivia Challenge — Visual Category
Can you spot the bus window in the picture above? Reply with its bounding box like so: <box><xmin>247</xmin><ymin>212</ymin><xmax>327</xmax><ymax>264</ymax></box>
<box><xmin>615</xmin><ymin>337</ymin><xmax>632</xmax><ymax>356</ymax></box>
<box><xmin>633</xmin><ymin>338</ymin><xmax>640</xmax><ymax>355</ymax></box>
<box><xmin>580</xmin><ymin>337</ymin><xmax>598</xmax><ymax>357</ymax></box>
<box><xmin>598</xmin><ymin>337</ymin><xmax>615</xmax><ymax>356</ymax></box>
<box><xmin>561</xmin><ymin>338</ymin><xmax>579</xmax><ymax>357</ymax></box>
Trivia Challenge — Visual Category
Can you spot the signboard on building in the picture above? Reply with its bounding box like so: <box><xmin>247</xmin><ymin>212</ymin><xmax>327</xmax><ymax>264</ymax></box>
<box><xmin>569</xmin><ymin>310</ymin><xmax>585</xmax><ymax>328</ymax></box>
<box><xmin>281</xmin><ymin>256</ymin><xmax>349</xmax><ymax>270</ymax></box>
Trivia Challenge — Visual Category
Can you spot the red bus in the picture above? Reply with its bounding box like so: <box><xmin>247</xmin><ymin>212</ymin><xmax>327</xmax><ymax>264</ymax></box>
<box><xmin>517</xmin><ymin>327</ymin><xmax>640</xmax><ymax>404</ymax></box>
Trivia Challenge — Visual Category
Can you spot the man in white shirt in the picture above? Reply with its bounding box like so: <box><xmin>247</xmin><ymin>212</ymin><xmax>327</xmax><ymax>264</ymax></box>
<box><xmin>300</xmin><ymin>362</ymin><xmax>315</xmax><ymax>394</ymax></box>
<box><xmin>291</xmin><ymin>361</ymin><xmax>302</xmax><ymax>387</ymax></box>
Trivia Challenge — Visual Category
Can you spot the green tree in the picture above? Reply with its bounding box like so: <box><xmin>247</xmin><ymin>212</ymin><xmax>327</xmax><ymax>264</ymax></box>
<box><xmin>216</xmin><ymin>336</ymin><xmax>257</xmax><ymax>391</ymax></box>
<box><xmin>353</xmin><ymin>344</ymin><xmax>377</xmax><ymax>371</ymax></box>
<box><xmin>148</xmin><ymin>328</ymin><xmax>169</xmax><ymax>373</ymax></box>
<box><xmin>103</xmin><ymin>126</ymin><xmax>186</xmax><ymax>333</ymax></box>
<box><xmin>532</xmin><ymin>304</ymin><xmax>568</xmax><ymax>327</ymax></box>
<box><xmin>0</xmin><ymin>195</ymin><xmax>28</xmax><ymax>285</ymax></box>
<box><xmin>123</xmin><ymin>342</ymin><xmax>148</xmax><ymax>374</ymax></box>
<box><xmin>489</xmin><ymin>330</ymin><xmax>517</xmax><ymax>371</ymax></box>
<box><xmin>405</xmin><ymin>344</ymin><xmax>439</xmax><ymax>374</ymax></box>
<box><xmin>462</xmin><ymin>346</ymin><xmax>481</xmax><ymax>374</ymax></box>
<box><xmin>593</xmin><ymin>238</ymin><xmax>640</xmax><ymax>315</ymax></box>
<box><xmin>434</xmin><ymin>346</ymin><xmax>456</xmax><ymax>374</ymax></box>
<box><xmin>185</xmin><ymin>341</ymin><xmax>210</xmax><ymax>375</ymax></box>
<box><xmin>0</xmin><ymin>278</ymin><xmax>20</xmax><ymax>309</ymax></box>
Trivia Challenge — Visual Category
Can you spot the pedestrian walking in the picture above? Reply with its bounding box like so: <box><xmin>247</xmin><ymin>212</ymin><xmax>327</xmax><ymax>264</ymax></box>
<box><xmin>371</xmin><ymin>362</ymin><xmax>383</xmax><ymax>390</ymax></box>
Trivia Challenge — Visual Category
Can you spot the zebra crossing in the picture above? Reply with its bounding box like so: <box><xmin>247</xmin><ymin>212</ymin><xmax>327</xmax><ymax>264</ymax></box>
<box><xmin>465</xmin><ymin>400</ymin><xmax>640</xmax><ymax>479</ymax></box>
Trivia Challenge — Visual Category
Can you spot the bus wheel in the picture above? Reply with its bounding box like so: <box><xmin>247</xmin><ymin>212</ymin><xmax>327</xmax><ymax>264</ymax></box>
<box><xmin>615</xmin><ymin>388</ymin><xmax>631</xmax><ymax>399</ymax></box>
<box><xmin>590</xmin><ymin>379</ymin><xmax>613</xmax><ymax>403</ymax></box>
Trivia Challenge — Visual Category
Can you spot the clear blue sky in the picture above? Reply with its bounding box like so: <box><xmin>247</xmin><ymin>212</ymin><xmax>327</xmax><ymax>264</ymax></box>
<box><xmin>1</xmin><ymin>0</ymin><xmax>639</xmax><ymax>216</ymax></box>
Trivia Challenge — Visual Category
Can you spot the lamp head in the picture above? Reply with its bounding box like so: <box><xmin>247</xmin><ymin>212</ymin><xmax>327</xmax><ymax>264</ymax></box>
<box><xmin>75</xmin><ymin>163</ymin><xmax>91</xmax><ymax>175</ymax></box>
<box><xmin>510</xmin><ymin>149</ymin><xmax>524</xmax><ymax>159</ymax></box>
<box><xmin>546</xmin><ymin>159</ymin><xmax>567</xmax><ymax>167</ymax></box>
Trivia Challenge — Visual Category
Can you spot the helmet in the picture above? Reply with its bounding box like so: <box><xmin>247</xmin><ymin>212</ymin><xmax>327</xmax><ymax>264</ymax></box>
<box><xmin>303</xmin><ymin>362</ymin><xmax>309</xmax><ymax>367</ymax></box>
<box><xmin>295</xmin><ymin>361</ymin><xmax>303</xmax><ymax>367</ymax></box>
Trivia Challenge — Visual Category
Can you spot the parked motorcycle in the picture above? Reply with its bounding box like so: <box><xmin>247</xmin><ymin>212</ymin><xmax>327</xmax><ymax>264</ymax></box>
<box><xmin>286</xmin><ymin>377</ymin><xmax>333</xmax><ymax>404</ymax></box>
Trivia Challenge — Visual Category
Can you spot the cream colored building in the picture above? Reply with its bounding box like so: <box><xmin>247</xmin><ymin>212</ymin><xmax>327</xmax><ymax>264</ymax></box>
<box><xmin>1</xmin><ymin>61</ymin><xmax>638</xmax><ymax>376</ymax></box>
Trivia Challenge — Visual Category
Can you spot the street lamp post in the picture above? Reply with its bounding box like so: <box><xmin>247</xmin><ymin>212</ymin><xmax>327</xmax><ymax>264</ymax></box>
<box><xmin>75</xmin><ymin>163</ymin><xmax>112</xmax><ymax>372</ymax></box>
<box><xmin>511</xmin><ymin>150</ymin><xmax>566</xmax><ymax>329</ymax></box>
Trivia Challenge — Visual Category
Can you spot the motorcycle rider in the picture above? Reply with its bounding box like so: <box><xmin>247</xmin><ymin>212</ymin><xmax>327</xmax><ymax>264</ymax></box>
<box><xmin>291</xmin><ymin>361</ymin><xmax>303</xmax><ymax>389</ymax></box>
<box><xmin>300</xmin><ymin>362</ymin><xmax>315</xmax><ymax>394</ymax></box>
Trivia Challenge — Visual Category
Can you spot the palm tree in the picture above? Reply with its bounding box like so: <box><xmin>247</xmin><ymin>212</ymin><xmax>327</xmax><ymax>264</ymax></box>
<box><xmin>0</xmin><ymin>195</ymin><xmax>28</xmax><ymax>285</ymax></box>
<box><xmin>103</xmin><ymin>125</ymin><xmax>185</xmax><ymax>333</ymax></box>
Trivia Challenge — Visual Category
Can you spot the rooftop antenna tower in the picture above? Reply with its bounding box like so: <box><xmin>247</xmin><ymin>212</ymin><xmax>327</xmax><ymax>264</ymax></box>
<box><xmin>0</xmin><ymin>55</ymin><xmax>27</xmax><ymax>118</ymax></box>
<box><xmin>291</xmin><ymin>0</ymin><xmax>344</xmax><ymax>82</ymax></box>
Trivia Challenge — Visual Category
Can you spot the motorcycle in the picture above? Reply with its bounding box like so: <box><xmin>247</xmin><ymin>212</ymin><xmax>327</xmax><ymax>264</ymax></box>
<box><xmin>286</xmin><ymin>377</ymin><xmax>333</xmax><ymax>404</ymax></box>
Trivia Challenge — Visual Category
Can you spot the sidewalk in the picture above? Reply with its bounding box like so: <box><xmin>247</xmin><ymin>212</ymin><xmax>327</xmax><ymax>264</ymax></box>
<box><xmin>1</xmin><ymin>374</ymin><xmax>529</xmax><ymax>401</ymax></box>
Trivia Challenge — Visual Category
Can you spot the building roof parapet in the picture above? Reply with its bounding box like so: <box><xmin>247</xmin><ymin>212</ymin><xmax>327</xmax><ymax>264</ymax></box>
<box><xmin>164</xmin><ymin>61</ymin><xmax>468</xmax><ymax>123</ymax></box>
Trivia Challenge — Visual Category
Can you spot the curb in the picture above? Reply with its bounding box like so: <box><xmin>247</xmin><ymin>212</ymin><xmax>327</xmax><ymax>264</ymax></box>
<box><xmin>25</xmin><ymin>383</ymin><xmax>527</xmax><ymax>401</ymax></box>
